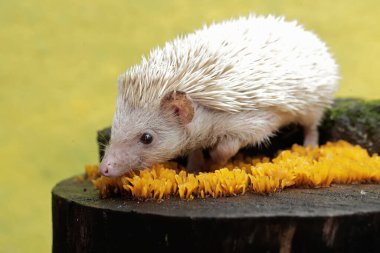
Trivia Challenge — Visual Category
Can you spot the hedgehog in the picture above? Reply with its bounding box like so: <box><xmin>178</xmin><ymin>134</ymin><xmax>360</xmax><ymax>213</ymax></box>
<box><xmin>99</xmin><ymin>15</ymin><xmax>339</xmax><ymax>177</ymax></box>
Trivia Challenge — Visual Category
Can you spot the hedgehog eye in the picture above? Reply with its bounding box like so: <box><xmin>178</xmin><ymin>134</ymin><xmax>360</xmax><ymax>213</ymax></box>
<box><xmin>140</xmin><ymin>133</ymin><xmax>153</xmax><ymax>145</ymax></box>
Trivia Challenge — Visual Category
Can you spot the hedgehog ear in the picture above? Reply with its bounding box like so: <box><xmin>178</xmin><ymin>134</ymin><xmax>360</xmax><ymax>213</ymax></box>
<box><xmin>160</xmin><ymin>91</ymin><xmax>194</xmax><ymax>125</ymax></box>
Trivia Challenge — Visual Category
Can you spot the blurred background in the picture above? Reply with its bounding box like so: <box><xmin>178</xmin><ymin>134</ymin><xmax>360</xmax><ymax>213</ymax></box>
<box><xmin>0</xmin><ymin>0</ymin><xmax>379</xmax><ymax>252</ymax></box>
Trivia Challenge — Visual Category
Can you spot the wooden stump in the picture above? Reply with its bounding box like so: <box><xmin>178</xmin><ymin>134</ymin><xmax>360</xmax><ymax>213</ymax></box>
<box><xmin>52</xmin><ymin>177</ymin><xmax>380</xmax><ymax>253</ymax></box>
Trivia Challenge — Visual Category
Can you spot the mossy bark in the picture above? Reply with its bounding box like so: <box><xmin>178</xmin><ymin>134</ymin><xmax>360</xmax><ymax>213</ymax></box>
<box><xmin>97</xmin><ymin>98</ymin><xmax>380</xmax><ymax>161</ymax></box>
<box><xmin>319</xmin><ymin>98</ymin><xmax>380</xmax><ymax>154</ymax></box>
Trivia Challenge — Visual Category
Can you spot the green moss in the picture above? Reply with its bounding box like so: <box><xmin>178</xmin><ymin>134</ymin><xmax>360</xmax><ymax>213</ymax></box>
<box><xmin>366</xmin><ymin>100</ymin><xmax>380</xmax><ymax>120</ymax></box>
<box><xmin>326</xmin><ymin>99</ymin><xmax>357</xmax><ymax>120</ymax></box>
<box><xmin>325</xmin><ymin>99</ymin><xmax>380</xmax><ymax>127</ymax></box>
<box><xmin>319</xmin><ymin>99</ymin><xmax>380</xmax><ymax>154</ymax></box>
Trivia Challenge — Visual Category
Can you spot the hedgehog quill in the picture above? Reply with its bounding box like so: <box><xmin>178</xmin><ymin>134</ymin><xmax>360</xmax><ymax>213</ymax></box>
<box><xmin>100</xmin><ymin>15</ymin><xmax>339</xmax><ymax>177</ymax></box>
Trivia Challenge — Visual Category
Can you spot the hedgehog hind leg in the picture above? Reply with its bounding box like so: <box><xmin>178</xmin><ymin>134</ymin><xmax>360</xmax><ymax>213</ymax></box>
<box><xmin>300</xmin><ymin>109</ymin><xmax>324</xmax><ymax>147</ymax></box>
<box><xmin>303</xmin><ymin>124</ymin><xmax>319</xmax><ymax>147</ymax></box>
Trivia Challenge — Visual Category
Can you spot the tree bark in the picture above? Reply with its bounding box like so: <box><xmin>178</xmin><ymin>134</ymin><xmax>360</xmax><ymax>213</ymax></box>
<box><xmin>52</xmin><ymin>177</ymin><xmax>380</xmax><ymax>253</ymax></box>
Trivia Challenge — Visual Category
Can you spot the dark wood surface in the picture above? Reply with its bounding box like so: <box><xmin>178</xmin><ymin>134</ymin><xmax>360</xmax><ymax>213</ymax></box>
<box><xmin>52</xmin><ymin>176</ymin><xmax>380</xmax><ymax>253</ymax></box>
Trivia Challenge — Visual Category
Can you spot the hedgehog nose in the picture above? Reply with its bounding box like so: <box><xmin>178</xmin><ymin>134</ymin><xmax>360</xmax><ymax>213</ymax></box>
<box><xmin>99</xmin><ymin>161</ymin><xmax>110</xmax><ymax>176</ymax></box>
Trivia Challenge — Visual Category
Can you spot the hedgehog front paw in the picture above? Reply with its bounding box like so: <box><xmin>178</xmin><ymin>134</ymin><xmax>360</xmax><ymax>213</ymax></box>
<box><xmin>209</xmin><ymin>137</ymin><xmax>241</xmax><ymax>169</ymax></box>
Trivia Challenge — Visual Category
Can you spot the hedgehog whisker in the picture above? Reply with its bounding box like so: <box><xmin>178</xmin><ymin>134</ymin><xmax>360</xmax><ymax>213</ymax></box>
<box><xmin>98</xmin><ymin>142</ymin><xmax>108</xmax><ymax>148</ymax></box>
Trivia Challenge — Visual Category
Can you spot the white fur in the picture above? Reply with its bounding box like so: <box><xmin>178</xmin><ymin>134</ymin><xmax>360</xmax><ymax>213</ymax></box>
<box><xmin>101</xmin><ymin>15</ymin><xmax>340</xmax><ymax>176</ymax></box>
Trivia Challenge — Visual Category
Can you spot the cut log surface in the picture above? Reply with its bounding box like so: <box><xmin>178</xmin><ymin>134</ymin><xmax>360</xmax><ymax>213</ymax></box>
<box><xmin>52</xmin><ymin>177</ymin><xmax>380</xmax><ymax>253</ymax></box>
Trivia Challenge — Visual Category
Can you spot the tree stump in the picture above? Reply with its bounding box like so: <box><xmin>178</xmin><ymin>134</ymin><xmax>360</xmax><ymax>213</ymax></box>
<box><xmin>52</xmin><ymin>177</ymin><xmax>380</xmax><ymax>253</ymax></box>
<box><xmin>53</xmin><ymin>98</ymin><xmax>380</xmax><ymax>252</ymax></box>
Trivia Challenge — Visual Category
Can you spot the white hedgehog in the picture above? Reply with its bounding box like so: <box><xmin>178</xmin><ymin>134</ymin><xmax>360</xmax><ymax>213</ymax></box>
<box><xmin>100</xmin><ymin>15</ymin><xmax>339</xmax><ymax>177</ymax></box>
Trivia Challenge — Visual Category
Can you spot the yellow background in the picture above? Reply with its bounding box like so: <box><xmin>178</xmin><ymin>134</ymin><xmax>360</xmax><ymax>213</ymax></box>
<box><xmin>1</xmin><ymin>0</ymin><xmax>379</xmax><ymax>252</ymax></box>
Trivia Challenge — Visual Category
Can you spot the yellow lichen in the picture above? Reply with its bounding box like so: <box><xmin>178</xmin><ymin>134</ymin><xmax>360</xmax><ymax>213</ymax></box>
<box><xmin>85</xmin><ymin>141</ymin><xmax>380</xmax><ymax>200</ymax></box>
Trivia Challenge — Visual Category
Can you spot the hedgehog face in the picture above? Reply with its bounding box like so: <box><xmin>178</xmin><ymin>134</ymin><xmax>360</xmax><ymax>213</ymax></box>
<box><xmin>99</xmin><ymin>91</ymin><xmax>194</xmax><ymax>177</ymax></box>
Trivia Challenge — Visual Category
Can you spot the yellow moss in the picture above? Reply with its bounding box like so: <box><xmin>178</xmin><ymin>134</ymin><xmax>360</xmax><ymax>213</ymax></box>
<box><xmin>85</xmin><ymin>164</ymin><xmax>100</xmax><ymax>180</ymax></box>
<box><xmin>85</xmin><ymin>141</ymin><xmax>380</xmax><ymax>200</ymax></box>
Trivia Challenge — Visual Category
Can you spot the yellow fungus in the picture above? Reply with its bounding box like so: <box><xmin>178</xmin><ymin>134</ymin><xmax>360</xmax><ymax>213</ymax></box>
<box><xmin>85</xmin><ymin>141</ymin><xmax>380</xmax><ymax>200</ymax></box>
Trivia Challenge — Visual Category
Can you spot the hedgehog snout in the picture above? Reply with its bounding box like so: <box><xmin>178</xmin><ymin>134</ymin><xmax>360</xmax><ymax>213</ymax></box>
<box><xmin>100</xmin><ymin>141</ymin><xmax>145</xmax><ymax>177</ymax></box>
<box><xmin>100</xmin><ymin>150</ymin><xmax>132</xmax><ymax>177</ymax></box>
<box><xmin>99</xmin><ymin>160</ymin><xmax>110</xmax><ymax>176</ymax></box>
<box><xmin>99</xmin><ymin>160</ymin><xmax>121</xmax><ymax>177</ymax></box>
